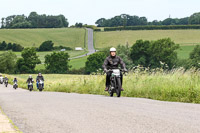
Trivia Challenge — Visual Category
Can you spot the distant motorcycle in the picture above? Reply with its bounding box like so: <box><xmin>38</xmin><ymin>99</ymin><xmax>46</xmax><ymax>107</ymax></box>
<box><xmin>13</xmin><ymin>82</ymin><xmax>18</xmax><ymax>89</ymax></box>
<box><xmin>4</xmin><ymin>80</ymin><xmax>8</xmax><ymax>87</ymax></box>
<box><xmin>38</xmin><ymin>80</ymin><xmax>44</xmax><ymax>92</ymax></box>
<box><xmin>107</xmin><ymin>69</ymin><xmax>126</xmax><ymax>97</ymax></box>
<box><xmin>28</xmin><ymin>80</ymin><xmax>34</xmax><ymax>91</ymax></box>
<box><xmin>0</xmin><ymin>77</ymin><xmax>3</xmax><ymax>84</ymax></box>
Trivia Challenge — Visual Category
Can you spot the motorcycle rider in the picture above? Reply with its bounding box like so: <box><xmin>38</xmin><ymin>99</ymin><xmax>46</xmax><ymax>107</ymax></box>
<box><xmin>13</xmin><ymin>77</ymin><xmax>17</xmax><ymax>82</ymax></box>
<box><xmin>0</xmin><ymin>74</ymin><xmax>3</xmax><ymax>84</ymax></box>
<box><xmin>36</xmin><ymin>73</ymin><xmax>44</xmax><ymax>89</ymax></box>
<box><xmin>4</xmin><ymin>76</ymin><xmax>8</xmax><ymax>84</ymax></box>
<box><xmin>26</xmin><ymin>75</ymin><xmax>34</xmax><ymax>88</ymax></box>
<box><xmin>13</xmin><ymin>77</ymin><xmax>18</xmax><ymax>88</ymax></box>
<box><xmin>102</xmin><ymin>47</ymin><xmax>127</xmax><ymax>91</ymax></box>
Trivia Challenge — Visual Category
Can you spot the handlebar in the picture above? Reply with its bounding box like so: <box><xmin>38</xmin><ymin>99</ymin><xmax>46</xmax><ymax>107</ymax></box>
<box><xmin>105</xmin><ymin>69</ymin><xmax>128</xmax><ymax>74</ymax></box>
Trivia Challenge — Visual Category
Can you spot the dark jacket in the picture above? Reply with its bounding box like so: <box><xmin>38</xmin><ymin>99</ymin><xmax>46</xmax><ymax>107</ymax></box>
<box><xmin>36</xmin><ymin>76</ymin><xmax>44</xmax><ymax>82</ymax></box>
<box><xmin>27</xmin><ymin>78</ymin><xmax>33</xmax><ymax>83</ymax></box>
<box><xmin>102</xmin><ymin>56</ymin><xmax>126</xmax><ymax>70</ymax></box>
<box><xmin>4</xmin><ymin>77</ymin><xmax>8</xmax><ymax>82</ymax></box>
<box><xmin>13</xmin><ymin>78</ymin><xmax>17</xmax><ymax>82</ymax></box>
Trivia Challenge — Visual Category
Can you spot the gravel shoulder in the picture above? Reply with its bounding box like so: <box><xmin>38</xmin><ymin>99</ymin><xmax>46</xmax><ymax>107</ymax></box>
<box><xmin>0</xmin><ymin>84</ymin><xmax>200</xmax><ymax>133</ymax></box>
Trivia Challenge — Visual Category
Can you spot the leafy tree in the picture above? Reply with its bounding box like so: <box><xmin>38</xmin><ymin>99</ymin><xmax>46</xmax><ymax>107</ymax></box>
<box><xmin>75</xmin><ymin>23</ymin><xmax>83</xmax><ymax>28</ymax></box>
<box><xmin>116</xmin><ymin>44</ymin><xmax>133</xmax><ymax>69</ymax></box>
<box><xmin>189</xmin><ymin>45</ymin><xmax>200</xmax><ymax>68</ymax></box>
<box><xmin>0</xmin><ymin>51</ymin><xmax>17</xmax><ymax>74</ymax></box>
<box><xmin>149</xmin><ymin>38</ymin><xmax>179</xmax><ymax>69</ymax></box>
<box><xmin>12</xmin><ymin>43</ymin><xmax>24</xmax><ymax>51</ymax></box>
<box><xmin>7</xmin><ymin>43</ymin><xmax>13</xmax><ymax>50</ymax></box>
<box><xmin>16</xmin><ymin>48</ymin><xmax>41</xmax><ymax>73</ymax></box>
<box><xmin>0</xmin><ymin>41</ymin><xmax>7</xmax><ymax>50</ymax></box>
<box><xmin>45</xmin><ymin>52</ymin><xmax>70</xmax><ymax>73</ymax></box>
<box><xmin>28</xmin><ymin>12</ymin><xmax>38</xmax><ymax>28</ymax></box>
<box><xmin>130</xmin><ymin>38</ymin><xmax>179</xmax><ymax>69</ymax></box>
<box><xmin>39</xmin><ymin>41</ymin><xmax>54</xmax><ymax>51</ymax></box>
<box><xmin>130</xmin><ymin>40</ymin><xmax>151</xmax><ymax>67</ymax></box>
<box><xmin>95</xmin><ymin>18</ymin><xmax>106</xmax><ymax>27</ymax></box>
<box><xmin>189</xmin><ymin>12</ymin><xmax>200</xmax><ymax>24</ymax></box>
<box><xmin>85</xmin><ymin>52</ymin><xmax>107</xmax><ymax>74</ymax></box>
<box><xmin>95</xmin><ymin>14</ymin><xmax>148</xmax><ymax>27</ymax></box>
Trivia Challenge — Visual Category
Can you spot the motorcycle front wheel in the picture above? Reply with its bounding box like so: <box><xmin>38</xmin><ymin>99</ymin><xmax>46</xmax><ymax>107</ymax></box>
<box><xmin>116</xmin><ymin>78</ymin><xmax>121</xmax><ymax>97</ymax></box>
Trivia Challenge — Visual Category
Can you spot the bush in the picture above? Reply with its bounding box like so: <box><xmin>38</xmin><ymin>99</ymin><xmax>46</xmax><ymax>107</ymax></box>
<box><xmin>104</xmin><ymin>25</ymin><xmax>200</xmax><ymax>31</ymax></box>
<box><xmin>189</xmin><ymin>45</ymin><xmax>200</xmax><ymax>68</ymax></box>
<box><xmin>94</xmin><ymin>29</ymin><xmax>101</xmax><ymax>31</ymax></box>
<box><xmin>0</xmin><ymin>41</ymin><xmax>24</xmax><ymax>51</ymax></box>
<box><xmin>38</xmin><ymin>40</ymin><xmax>54</xmax><ymax>51</ymax></box>
<box><xmin>85</xmin><ymin>52</ymin><xmax>107</xmax><ymax>74</ymax></box>
<box><xmin>0</xmin><ymin>51</ymin><xmax>17</xmax><ymax>74</ymax></box>
<box><xmin>16</xmin><ymin>48</ymin><xmax>41</xmax><ymax>73</ymax></box>
<box><xmin>53</xmin><ymin>45</ymin><xmax>73</xmax><ymax>51</ymax></box>
<box><xmin>44</xmin><ymin>52</ymin><xmax>71</xmax><ymax>73</ymax></box>
<box><xmin>130</xmin><ymin>38</ymin><xmax>179</xmax><ymax>69</ymax></box>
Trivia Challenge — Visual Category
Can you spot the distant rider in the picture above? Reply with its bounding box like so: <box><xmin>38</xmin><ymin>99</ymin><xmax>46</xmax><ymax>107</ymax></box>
<box><xmin>102</xmin><ymin>47</ymin><xmax>127</xmax><ymax>91</ymax></box>
<box><xmin>13</xmin><ymin>77</ymin><xmax>18</xmax><ymax>88</ymax></box>
<box><xmin>0</xmin><ymin>74</ymin><xmax>3</xmax><ymax>84</ymax></box>
<box><xmin>36</xmin><ymin>73</ymin><xmax>44</xmax><ymax>89</ymax></box>
<box><xmin>26</xmin><ymin>75</ymin><xmax>34</xmax><ymax>88</ymax></box>
<box><xmin>13</xmin><ymin>77</ymin><xmax>18</xmax><ymax>83</ymax></box>
<box><xmin>4</xmin><ymin>76</ymin><xmax>8</xmax><ymax>83</ymax></box>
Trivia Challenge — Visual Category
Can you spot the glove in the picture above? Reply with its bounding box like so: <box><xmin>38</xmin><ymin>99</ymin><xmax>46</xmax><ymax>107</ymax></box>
<box><xmin>104</xmin><ymin>69</ymin><xmax>108</xmax><ymax>73</ymax></box>
<box><xmin>123</xmin><ymin>68</ymin><xmax>128</xmax><ymax>72</ymax></box>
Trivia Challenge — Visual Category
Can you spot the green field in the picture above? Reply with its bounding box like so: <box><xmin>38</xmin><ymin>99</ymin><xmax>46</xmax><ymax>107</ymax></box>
<box><xmin>69</xmin><ymin>56</ymin><xmax>88</xmax><ymax>69</ymax></box>
<box><xmin>5</xmin><ymin>68</ymin><xmax>200</xmax><ymax>103</ymax></box>
<box><xmin>0</xmin><ymin>28</ymin><xmax>86</xmax><ymax>48</ymax></box>
<box><xmin>177</xmin><ymin>45</ymin><xmax>196</xmax><ymax>59</ymax></box>
<box><xmin>94</xmin><ymin>30</ymin><xmax>200</xmax><ymax>49</ymax></box>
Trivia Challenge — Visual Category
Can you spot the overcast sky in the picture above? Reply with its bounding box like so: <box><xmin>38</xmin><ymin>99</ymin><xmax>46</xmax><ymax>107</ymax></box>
<box><xmin>0</xmin><ymin>0</ymin><xmax>199</xmax><ymax>26</ymax></box>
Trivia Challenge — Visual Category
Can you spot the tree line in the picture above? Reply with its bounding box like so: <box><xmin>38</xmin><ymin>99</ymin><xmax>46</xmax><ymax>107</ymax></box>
<box><xmin>1</xmin><ymin>12</ymin><xmax>69</xmax><ymax>29</ymax></box>
<box><xmin>103</xmin><ymin>25</ymin><xmax>200</xmax><ymax>31</ymax></box>
<box><xmin>0</xmin><ymin>41</ymin><xmax>24</xmax><ymax>51</ymax></box>
<box><xmin>0</xmin><ymin>40</ymin><xmax>72</xmax><ymax>52</ymax></box>
<box><xmin>95</xmin><ymin>12</ymin><xmax>200</xmax><ymax>27</ymax></box>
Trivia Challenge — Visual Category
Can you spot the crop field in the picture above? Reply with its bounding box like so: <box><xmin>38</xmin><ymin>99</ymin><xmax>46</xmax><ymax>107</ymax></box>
<box><xmin>0</xmin><ymin>28</ymin><xmax>86</xmax><ymax>48</ymax></box>
<box><xmin>94</xmin><ymin>30</ymin><xmax>200</xmax><ymax>49</ymax></box>
<box><xmin>6</xmin><ymin>68</ymin><xmax>200</xmax><ymax>103</ymax></box>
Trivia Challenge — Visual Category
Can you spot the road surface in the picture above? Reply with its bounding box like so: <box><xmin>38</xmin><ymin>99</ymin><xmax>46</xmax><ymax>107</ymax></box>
<box><xmin>0</xmin><ymin>84</ymin><xmax>200</xmax><ymax>133</ymax></box>
<box><xmin>69</xmin><ymin>28</ymin><xmax>96</xmax><ymax>59</ymax></box>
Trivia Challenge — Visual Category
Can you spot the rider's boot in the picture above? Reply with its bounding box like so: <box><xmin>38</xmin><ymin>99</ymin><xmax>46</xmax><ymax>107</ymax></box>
<box><xmin>105</xmin><ymin>87</ymin><xmax>109</xmax><ymax>91</ymax></box>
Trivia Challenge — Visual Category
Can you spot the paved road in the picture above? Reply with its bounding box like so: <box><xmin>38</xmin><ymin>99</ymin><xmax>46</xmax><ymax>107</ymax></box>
<box><xmin>70</xmin><ymin>28</ymin><xmax>96</xmax><ymax>59</ymax></box>
<box><xmin>0</xmin><ymin>85</ymin><xmax>200</xmax><ymax>133</ymax></box>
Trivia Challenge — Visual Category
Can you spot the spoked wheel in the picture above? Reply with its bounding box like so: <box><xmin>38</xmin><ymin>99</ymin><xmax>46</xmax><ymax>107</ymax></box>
<box><xmin>109</xmin><ymin>89</ymin><xmax>114</xmax><ymax>97</ymax></box>
<box><xmin>109</xmin><ymin>78</ymin><xmax>116</xmax><ymax>97</ymax></box>
<box><xmin>39</xmin><ymin>85</ymin><xmax>43</xmax><ymax>92</ymax></box>
<box><xmin>116</xmin><ymin>78</ymin><xmax>121</xmax><ymax>97</ymax></box>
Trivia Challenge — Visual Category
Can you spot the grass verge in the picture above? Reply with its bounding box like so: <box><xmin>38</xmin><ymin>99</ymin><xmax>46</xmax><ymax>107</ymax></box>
<box><xmin>4</xmin><ymin>68</ymin><xmax>200</xmax><ymax>103</ymax></box>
